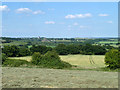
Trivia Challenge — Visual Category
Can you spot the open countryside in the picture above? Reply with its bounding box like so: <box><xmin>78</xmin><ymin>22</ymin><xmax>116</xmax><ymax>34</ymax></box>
<box><xmin>1</xmin><ymin>2</ymin><xmax>119</xmax><ymax>88</ymax></box>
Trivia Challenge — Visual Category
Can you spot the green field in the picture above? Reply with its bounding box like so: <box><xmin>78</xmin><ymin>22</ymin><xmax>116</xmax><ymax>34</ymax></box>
<box><xmin>99</xmin><ymin>41</ymin><xmax>118</xmax><ymax>44</ymax></box>
<box><xmin>9</xmin><ymin>54</ymin><xmax>105</xmax><ymax>69</ymax></box>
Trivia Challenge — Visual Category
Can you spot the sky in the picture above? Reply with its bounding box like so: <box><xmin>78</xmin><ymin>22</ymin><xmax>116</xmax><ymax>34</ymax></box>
<box><xmin>1</xmin><ymin>2</ymin><xmax>118</xmax><ymax>38</ymax></box>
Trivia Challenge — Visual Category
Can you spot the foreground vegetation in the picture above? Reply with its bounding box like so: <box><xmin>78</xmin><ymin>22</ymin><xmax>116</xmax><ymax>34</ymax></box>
<box><xmin>2</xmin><ymin>67</ymin><xmax>118</xmax><ymax>88</ymax></box>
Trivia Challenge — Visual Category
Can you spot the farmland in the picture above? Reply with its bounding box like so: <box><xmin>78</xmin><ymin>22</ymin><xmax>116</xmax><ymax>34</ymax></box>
<box><xmin>1</xmin><ymin>37</ymin><xmax>118</xmax><ymax>48</ymax></box>
<box><xmin>9</xmin><ymin>55</ymin><xmax>105</xmax><ymax>69</ymax></box>
<box><xmin>2</xmin><ymin>67</ymin><xmax>118</xmax><ymax>88</ymax></box>
<box><xmin>1</xmin><ymin>37</ymin><xmax>119</xmax><ymax>88</ymax></box>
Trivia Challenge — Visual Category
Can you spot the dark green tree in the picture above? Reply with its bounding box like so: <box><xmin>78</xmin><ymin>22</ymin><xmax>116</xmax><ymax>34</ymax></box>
<box><xmin>18</xmin><ymin>47</ymin><xmax>31</xmax><ymax>56</ymax></box>
<box><xmin>2</xmin><ymin>53</ymin><xmax>7</xmax><ymax>64</ymax></box>
<box><xmin>55</xmin><ymin>44</ymin><xmax>68</xmax><ymax>55</ymax></box>
<box><xmin>66</xmin><ymin>44</ymin><xmax>80</xmax><ymax>54</ymax></box>
<box><xmin>105</xmin><ymin>49</ymin><xmax>120</xmax><ymax>69</ymax></box>
<box><xmin>2</xmin><ymin>45</ymin><xmax>19</xmax><ymax>57</ymax></box>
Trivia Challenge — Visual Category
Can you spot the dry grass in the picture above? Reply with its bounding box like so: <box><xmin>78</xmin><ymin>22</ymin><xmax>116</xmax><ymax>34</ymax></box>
<box><xmin>60</xmin><ymin>55</ymin><xmax>105</xmax><ymax>68</ymax></box>
<box><xmin>2</xmin><ymin>67</ymin><xmax>118</xmax><ymax>88</ymax></box>
<box><xmin>9</xmin><ymin>56</ymin><xmax>32</xmax><ymax>62</ymax></box>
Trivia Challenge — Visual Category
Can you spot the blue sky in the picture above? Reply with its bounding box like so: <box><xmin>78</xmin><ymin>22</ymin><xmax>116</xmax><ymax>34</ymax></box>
<box><xmin>1</xmin><ymin>2</ymin><xmax>118</xmax><ymax>38</ymax></box>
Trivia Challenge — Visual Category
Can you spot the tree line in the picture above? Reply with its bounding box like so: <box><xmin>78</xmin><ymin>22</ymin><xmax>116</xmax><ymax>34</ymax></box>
<box><xmin>1</xmin><ymin>44</ymin><xmax>120</xmax><ymax>69</ymax></box>
<box><xmin>2</xmin><ymin>43</ymin><xmax>108</xmax><ymax>57</ymax></box>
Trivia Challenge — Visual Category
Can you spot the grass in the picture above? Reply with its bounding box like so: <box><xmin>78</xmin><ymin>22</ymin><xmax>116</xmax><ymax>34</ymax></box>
<box><xmin>61</xmin><ymin>55</ymin><xmax>106</xmax><ymax>69</ymax></box>
<box><xmin>99</xmin><ymin>41</ymin><xmax>118</xmax><ymax>44</ymax></box>
<box><xmin>9</xmin><ymin>54</ymin><xmax>106</xmax><ymax>69</ymax></box>
<box><xmin>3</xmin><ymin>55</ymin><xmax>118</xmax><ymax>88</ymax></box>
<box><xmin>9</xmin><ymin>56</ymin><xmax>32</xmax><ymax>62</ymax></box>
<box><xmin>2</xmin><ymin>67</ymin><xmax>118</xmax><ymax>88</ymax></box>
<box><xmin>3</xmin><ymin>41</ymin><xmax>27</xmax><ymax>46</ymax></box>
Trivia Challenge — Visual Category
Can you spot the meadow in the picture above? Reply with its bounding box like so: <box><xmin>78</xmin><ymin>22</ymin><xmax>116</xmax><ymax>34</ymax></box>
<box><xmin>2</xmin><ymin>67</ymin><xmax>118</xmax><ymax>88</ymax></box>
<box><xmin>9</xmin><ymin>54</ymin><xmax>106</xmax><ymax>69</ymax></box>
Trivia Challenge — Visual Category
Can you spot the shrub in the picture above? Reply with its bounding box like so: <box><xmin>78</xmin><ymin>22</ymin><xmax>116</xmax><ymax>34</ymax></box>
<box><xmin>31</xmin><ymin>51</ymin><xmax>72</xmax><ymax>69</ymax></box>
<box><xmin>105</xmin><ymin>49</ymin><xmax>120</xmax><ymax>69</ymax></box>
<box><xmin>31</xmin><ymin>52</ymin><xmax>43</xmax><ymax>65</ymax></box>
<box><xmin>41</xmin><ymin>51</ymin><xmax>72</xmax><ymax>69</ymax></box>
<box><xmin>3</xmin><ymin>59</ymin><xmax>30</xmax><ymax>67</ymax></box>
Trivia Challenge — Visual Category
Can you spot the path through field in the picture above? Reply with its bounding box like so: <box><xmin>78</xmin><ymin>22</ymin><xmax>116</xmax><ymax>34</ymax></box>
<box><xmin>2</xmin><ymin>67</ymin><xmax>118</xmax><ymax>88</ymax></box>
<box><xmin>60</xmin><ymin>55</ymin><xmax>105</xmax><ymax>68</ymax></box>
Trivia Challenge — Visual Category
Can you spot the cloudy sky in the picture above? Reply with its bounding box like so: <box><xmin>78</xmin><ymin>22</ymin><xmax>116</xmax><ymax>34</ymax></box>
<box><xmin>1</xmin><ymin>2</ymin><xmax>118</xmax><ymax>38</ymax></box>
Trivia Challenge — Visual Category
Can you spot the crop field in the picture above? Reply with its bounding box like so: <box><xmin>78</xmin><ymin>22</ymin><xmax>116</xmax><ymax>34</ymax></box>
<box><xmin>2</xmin><ymin>67</ymin><xmax>118</xmax><ymax>88</ymax></box>
<box><xmin>9</xmin><ymin>55</ymin><xmax>105</xmax><ymax>69</ymax></box>
<box><xmin>60</xmin><ymin>55</ymin><xmax>105</xmax><ymax>68</ymax></box>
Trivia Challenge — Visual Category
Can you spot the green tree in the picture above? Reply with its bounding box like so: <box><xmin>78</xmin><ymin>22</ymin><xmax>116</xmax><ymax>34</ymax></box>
<box><xmin>2</xmin><ymin>53</ymin><xmax>7</xmax><ymax>64</ymax></box>
<box><xmin>105</xmin><ymin>49</ymin><xmax>120</xmax><ymax>69</ymax></box>
<box><xmin>55</xmin><ymin>44</ymin><xmax>68</xmax><ymax>55</ymax></box>
<box><xmin>2</xmin><ymin>45</ymin><xmax>19</xmax><ymax>57</ymax></box>
<box><xmin>66</xmin><ymin>44</ymin><xmax>80</xmax><ymax>54</ymax></box>
<box><xmin>18</xmin><ymin>47</ymin><xmax>31</xmax><ymax>56</ymax></box>
<box><xmin>30</xmin><ymin>45</ymin><xmax>52</xmax><ymax>54</ymax></box>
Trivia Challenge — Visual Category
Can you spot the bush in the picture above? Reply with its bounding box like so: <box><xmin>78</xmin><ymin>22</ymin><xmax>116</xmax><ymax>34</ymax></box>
<box><xmin>31</xmin><ymin>51</ymin><xmax>72</xmax><ymax>69</ymax></box>
<box><xmin>105</xmin><ymin>49</ymin><xmax>120</xmax><ymax>69</ymax></box>
<box><xmin>31</xmin><ymin>52</ymin><xmax>43</xmax><ymax>65</ymax></box>
<box><xmin>3</xmin><ymin>59</ymin><xmax>30</xmax><ymax>67</ymax></box>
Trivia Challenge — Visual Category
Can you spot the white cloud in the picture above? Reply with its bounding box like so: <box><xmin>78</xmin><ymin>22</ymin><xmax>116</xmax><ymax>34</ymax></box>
<box><xmin>33</xmin><ymin>10</ymin><xmax>45</xmax><ymax>14</ymax></box>
<box><xmin>65</xmin><ymin>13</ymin><xmax>92</xmax><ymax>19</ymax></box>
<box><xmin>98</xmin><ymin>14</ymin><xmax>109</xmax><ymax>16</ymax></box>
<box><xmin>16</xmin><ymin>8</ymin><xmax>45</xmax><ymax>15</ymax></box>
<box><xmin>73</xmin><ymin>22</ymin><xmax>78</xmax><ymax>26</ymax></box>
<box><xmin>45</xmin><ymin>21</ymin><xmax>55</xmax><ymax>24</ymax></box>
<box><xmin>107</xmin><ymin>21</ymin><xmax>113</xmax><ymax>23</ymax></box>
<box><xmin>16</xmin><ymin>8</ymin><xmax>32</xmax><ymax>13</ymax></box>
<box><xmin>65</xmin><ymin>15</ymin><xmax>76</xmax><ymax>19</ymax></box>
<box><xmin>0</xmin><ymin>5</ymin><xmax>10</xmax><ymax>11</ymax></box>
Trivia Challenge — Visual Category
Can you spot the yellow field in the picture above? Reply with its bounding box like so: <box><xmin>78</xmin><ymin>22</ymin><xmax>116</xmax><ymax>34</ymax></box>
<box><xmin>9</xmin><ymin>56</ymin><xmax>32</xmax><ymax>62</ymax></box>
<box><xmin>60</xmin><ymin>55</ymin><xmax>105</xmax><ymax>68</ymax></box>
<box><xmin>9</xmin><ymin>54</ymin><xmax>105</xmax><ymax>68</ymax></box>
